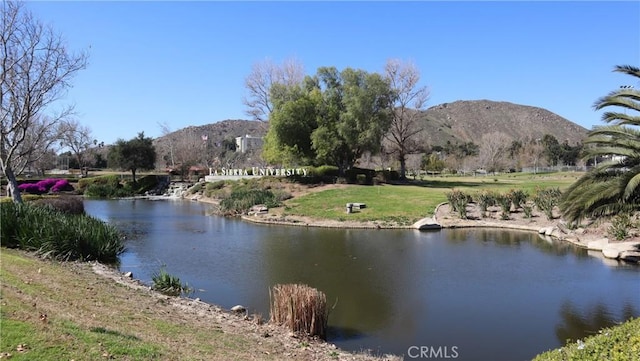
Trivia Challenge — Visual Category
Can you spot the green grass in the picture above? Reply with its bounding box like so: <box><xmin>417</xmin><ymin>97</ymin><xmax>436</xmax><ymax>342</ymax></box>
<box><xmin>0</xmin><ymin>248</ymin><xmax>325</xmax><ymax>361</ymax></box>
<box><xmin>533</xmin><ymin>317</ymin><xmax>640</xmax><ymax>361</ymax></box>
<box><xmin>283</xmin><ymin>172</ymin><xmax>582</xmax><ymax>225</ymax></box>
<box><xmin>0</xmin><ymin>318</ymin><xmax>162</xmax><ymax>360</ymax></box>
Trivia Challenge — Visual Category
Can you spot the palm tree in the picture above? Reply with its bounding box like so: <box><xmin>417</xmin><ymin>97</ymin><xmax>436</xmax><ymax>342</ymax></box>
<box><xmin>560</xmin><ymin>65</ymin><xmax>640</xmax><ymax>223</ymax></box>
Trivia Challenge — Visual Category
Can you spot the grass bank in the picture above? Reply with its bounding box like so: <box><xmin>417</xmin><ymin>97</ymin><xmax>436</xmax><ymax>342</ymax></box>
<box><xmin>281</xmin><ymin>172</ymin><xmax>582</xmax><ymax>225</ymax></box>
<box><xmin>0</xmin><ymin>248</ymin><xmax>399</xmax><ymax>361</ymax></box>
<box><xmin>533</xmin><ymin>316</ymin><xmax>640</xmax><ymax>361</ymax></box>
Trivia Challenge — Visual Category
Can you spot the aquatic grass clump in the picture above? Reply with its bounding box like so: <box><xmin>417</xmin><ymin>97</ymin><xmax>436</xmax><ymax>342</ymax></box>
<box><xmin>151</xmin><ymin>267</ymin><xmax>192</xmax><ymax>297</ymax></box>
<box><xmin>0</xmin><ymin>202</ymin><xmax>123</xmax><ymax>263</ymax></box>
<box><xmin>269</xmin><ymin>283</ymin><xmax>328</xmax><ymax>340</ymax></box>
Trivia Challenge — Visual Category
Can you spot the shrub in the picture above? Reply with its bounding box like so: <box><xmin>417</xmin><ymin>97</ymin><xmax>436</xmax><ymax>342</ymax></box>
<box><xmin>523</xmin><ymin>204</ymin><xmax>533</xmax><ymax>219</ymax></box>
<box><xmin>51</xmin><ymin>179</ymin><xmax>73</xmax><ymax>193</ymax></box>
<box><xmin>151</xmin><ymin>267</ymin><xmax>192</xmax><ymax>297</ymax></box>
<box><xmin>446</xmin><ymin>189</ymin><xmax>471</xmax><ymax>219</ymax></box>
<box><xmin>18</xmin><ymin>178</ymin><xmax>72</xmax><ymax>195</ymax></box>
<box><xmin>33</xmin><ymin>196</ymin><xmax>85</xmax><ymax>215</ymax></box>
<box><xmin>0</xmin><ymin>201</ymin><xmax>123</xmax><ymax>262</ymax></box>
<box><xmin>533</xmin><ymin>187</ymin><xmax>562</xmax><ymax>220</ymax></box>
<box><xmin>495</xmin><ymin>193</ymin><xmax>513</xmax><ymax>215</ymax></box>
<box><xmin>475</xmin><ymin>190</ymin><xmax>497</xmax><ymax>215</ymax></box>
<box><xmin>507</xmin><ymin>189</ymin><xmax>528</xmax><ymax>210</ymax></box>
<box><xmin>269</xmin><ymin>283</ymin><xmax>328</xmax><ymax>340</ymax></box>
<box><xmin>132</xmin><ymin>175</ymin><xmax>160</xmax><ymax>194</ymax></box>
<box><xmin>78</xmin><ymin>175</ymin><xmax>121</xmax><ymax>194</ymax></box>
<box><xmin>608</xmin><ymin>213</ymin><xmax>634</xmax><ymax>241</ymax></box>
<box><xmin>219</xmin><ymin>189</ymin><xmax>280</xmax><ymax>215</ymax></box>
<box><xmin>311</xmin><ymin>165</ymin><xmax>339</xmax><ymax>178</ymax></box>
<box><xmin>188</xmin><ymin>182</ymin><xmax>203</xmax><ymax>194</ymax></box>
<box><xmin>84</xmin><ymin>183</ymin><xmax>133</xmax><ymax>198</ymax></box>
<box><xmin>206</xmin><ymin>180</ymin><xmax>226</xmax><ymax>191</ymax></box>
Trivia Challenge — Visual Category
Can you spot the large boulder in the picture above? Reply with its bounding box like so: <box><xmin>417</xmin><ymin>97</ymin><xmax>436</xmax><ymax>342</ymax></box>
<box><xmin>587</xmin><ymin>238</ymin><xmax>609</xmax><ymax>251</ymax></box>
<box><xmin>620</xmin><ymin>250</ymin><xmax>640</xmax><ymax>263</ymax></box>
<box><xmin>602</xmin><ymin>247</ymin><xmax>621</xmax><ymax>259</ymax></box>
<box><xmin>413</xmin><ymin>217</ymin><xmax>442</xmax><ymax>231</ymax></box>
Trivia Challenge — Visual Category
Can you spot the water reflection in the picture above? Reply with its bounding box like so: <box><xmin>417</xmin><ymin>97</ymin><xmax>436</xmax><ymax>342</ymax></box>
<box><xmin>446</xmin><ymin>228</ymin><xmax>589</xmax><ymax>258</ymax></box>
<box><xmin>556</xmin><ymin>301</ymin><xmax>638</xmax><ymax>343</ymax></box>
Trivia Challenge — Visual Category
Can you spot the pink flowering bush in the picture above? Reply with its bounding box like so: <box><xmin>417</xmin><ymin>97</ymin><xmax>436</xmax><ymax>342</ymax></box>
<box><xmin>18</xmin><ymin>178</ymin><xmax>73</xmax><ymax>194</ymax></box>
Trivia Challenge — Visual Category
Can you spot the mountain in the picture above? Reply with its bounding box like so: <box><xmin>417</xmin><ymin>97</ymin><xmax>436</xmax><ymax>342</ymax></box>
<box><xmin>416</xmin><ymin>100</ymin><xmax>588</xmax><ymax>147</ymax></box>
<box><xmin>151</xmin><ymin>100</ymin><xmax>589</xmax><ymax>169</ymax></box>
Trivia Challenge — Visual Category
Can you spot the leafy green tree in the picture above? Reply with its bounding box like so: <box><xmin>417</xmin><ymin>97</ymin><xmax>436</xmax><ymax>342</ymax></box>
<box><xmin>421</xmin><ymin>153</ymin><xmax>446</xmax><ymax>174</ymax></box>
<box><xmin>560</xmin><ymin>140</ymin><xmax>583</xmax><ymax>166</ymax></box>
<box><xmin>312</xmin><ymin>67</ymin><xmax>392</xmax><ymax>174</ymax></box>
<box><xmin>262</xmin><ymin>82</ymin><xmax>320</xmax><ymax>165</ymax></box>
<box><xmin>541</xmin><ymin>134</ymin><xmax>562</xmax><ymax>166</ymax></box>
<box><xmin>108</xmin><ymin>132</ymin><xmax>156</xmax><ymax>183</ymax></box>
<box><xmin>262</xmin><ymin>66</ymin><xmax>393</xmax><ymax>173</ymax></box>
<box><xmin>561</xmin><ymin>65</ymin><xmax>640</xmax><ymax>223</ymax></box>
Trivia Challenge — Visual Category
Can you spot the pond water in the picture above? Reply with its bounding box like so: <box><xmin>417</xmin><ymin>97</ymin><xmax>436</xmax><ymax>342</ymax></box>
<box><xmin>84</xmin><ymin>199</ymin><xmax>640</xmax><ymax>361</ymax></box>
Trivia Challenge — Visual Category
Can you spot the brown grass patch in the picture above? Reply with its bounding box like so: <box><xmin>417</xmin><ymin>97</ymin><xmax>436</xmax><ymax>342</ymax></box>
<box><xmin>269</xmin><ymin>284</ymin><xmax>328</xmax><ymax>340</ymax></box>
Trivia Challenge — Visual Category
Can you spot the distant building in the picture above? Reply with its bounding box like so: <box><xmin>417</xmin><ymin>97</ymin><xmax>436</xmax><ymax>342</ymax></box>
<box><xmin>235</xmin><ymin>134</ymin><xmax>263</xmax><ymax>153</ymax></box>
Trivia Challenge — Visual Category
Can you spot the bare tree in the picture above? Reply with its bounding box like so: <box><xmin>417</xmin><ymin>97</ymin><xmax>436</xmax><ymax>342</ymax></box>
<box><xmin>6</xmin><ymin>114</ymin><xmax>60</xmax><ymax>176</ymax></box>
<box><xmin>1</xmin><ymin>2</ymin><xmax>87</xmax><ymax>202</ymax></box>
<box><xmin>156</xmin><ymin>126</ymin><xmax>206</xmax><ymax>181</ymax></box>
<box><xmin>243</xmin><ymin>57</ymin><xmax>304</xmax><ymax>122</ymax></box>
<box><xmin>383</xmin><ymin>59</ymin><xmax>430</xmax><ymax>179</ymax></box>
<box><xmin>58</xmin><ymin>119</ymin><xmax>94</xmax><ymax>176</ymax></box>
<box><xmin>477</xmin><ymin>132</ymin><xmax>512</xmax><ymax>173</ymax></box>
<box><xmin>158</xmin><ymin>121</ymin><xmax>176</xmax><ymax>169</ymax></box>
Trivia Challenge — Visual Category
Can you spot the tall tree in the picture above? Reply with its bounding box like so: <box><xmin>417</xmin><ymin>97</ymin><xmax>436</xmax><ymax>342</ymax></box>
<box><xmin>108</xmin><ymin>132</ymin><xmax>156</xmax><ymax>184</ymax></box>
<box><xmin>383</xmin><ymin>59</ymin><xmax>430</xmax><ymax>179</ymax></box>
<box><xmin>311</xmin><ymin>67</ymin><xmax>393</xmax><ymax>174</ymax></box>
<box><xmin>262</xmin><ymin>66</ymin><xmax>393</xmax><ymax>173</ymax></box>
<box><xmin>58</xmin><ymin>119</ymin><xmax>94</xmax><ymax>177</ymax></box>
<box><xmin>1</xmin><ymin>1</ymin><xmax>87</xmax><ymax>202</ymax></box>
<box><xmin>262</xmin><ymin>81</ymin><xmax>320</xmax><ymax>166</ymax></box>
<box><xmin>243</xmin><ymin>57</ymin><xmax>304</xmax><ymax>122</ymax></box>
<box><xmin>561</xmin><ymin>65</ymin><xmax>640</xmax><ymax>223</ymax></box>
<box><xmin>541</xmin><ymin>134</ymin><xmax>562</xmax><ymax>166</ymax></box>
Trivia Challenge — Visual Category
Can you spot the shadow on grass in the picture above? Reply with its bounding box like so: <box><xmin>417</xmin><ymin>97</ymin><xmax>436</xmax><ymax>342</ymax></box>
<box><xmin>386</xmin><ymin>179</ymin><xmax>520</xmax><ymax>189</ymax></box>
<box><xmin>90</xmin><ymin>326</ymin><xmax>141</xmax><ymax>341</ymax></box>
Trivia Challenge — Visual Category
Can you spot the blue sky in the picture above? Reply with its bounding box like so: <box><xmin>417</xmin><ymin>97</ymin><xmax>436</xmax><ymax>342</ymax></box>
<box><xmin>29</xmin><ymin>1</ymin><xmax>640</xmax><ymax>145</ymax></box>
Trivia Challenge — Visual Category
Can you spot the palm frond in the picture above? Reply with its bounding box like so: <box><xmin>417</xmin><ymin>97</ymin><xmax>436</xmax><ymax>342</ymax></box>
<box><xmin>613</xmin><ymin>65</ymin><xmax>640</xmax><ymax>78</ymax></box>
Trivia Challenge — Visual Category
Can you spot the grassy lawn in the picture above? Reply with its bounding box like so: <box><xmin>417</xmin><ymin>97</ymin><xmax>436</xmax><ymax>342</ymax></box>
<box><xmin>0</xmin><ymin>248</ymin><xmax>313</xmax><ymax>361</ymax></box>
<box><xmin>283</xmin><ymin>172</ymin><xmax>583</xmax><ymax>225</ymax></box>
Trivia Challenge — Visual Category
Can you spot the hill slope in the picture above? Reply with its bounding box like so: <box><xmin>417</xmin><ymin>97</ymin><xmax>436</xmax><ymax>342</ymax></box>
<box><xmin>417</xmin><ymin>100</ymin><xmax>588</xmax><ymax>147</ymax></box>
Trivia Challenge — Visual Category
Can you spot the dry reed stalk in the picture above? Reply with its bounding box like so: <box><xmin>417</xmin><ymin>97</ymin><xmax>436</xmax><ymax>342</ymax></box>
<box><xmin>269</xmin><ymin>283</ymin><xmax>328</xmax><ymax>339</ymax></box>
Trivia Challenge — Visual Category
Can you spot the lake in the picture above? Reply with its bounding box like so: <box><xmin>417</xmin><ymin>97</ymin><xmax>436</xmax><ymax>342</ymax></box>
<box><xmin>84</xmin><ymin>199</ymin><xmax>640</xmax><ymax>361</ymax></box>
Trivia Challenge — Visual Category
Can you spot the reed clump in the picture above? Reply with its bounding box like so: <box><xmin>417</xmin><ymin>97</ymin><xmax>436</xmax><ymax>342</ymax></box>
<box><xmin>269</xmin><ymin>283</ymin><xmax>328</xmax><ymax>340</ymax></box>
